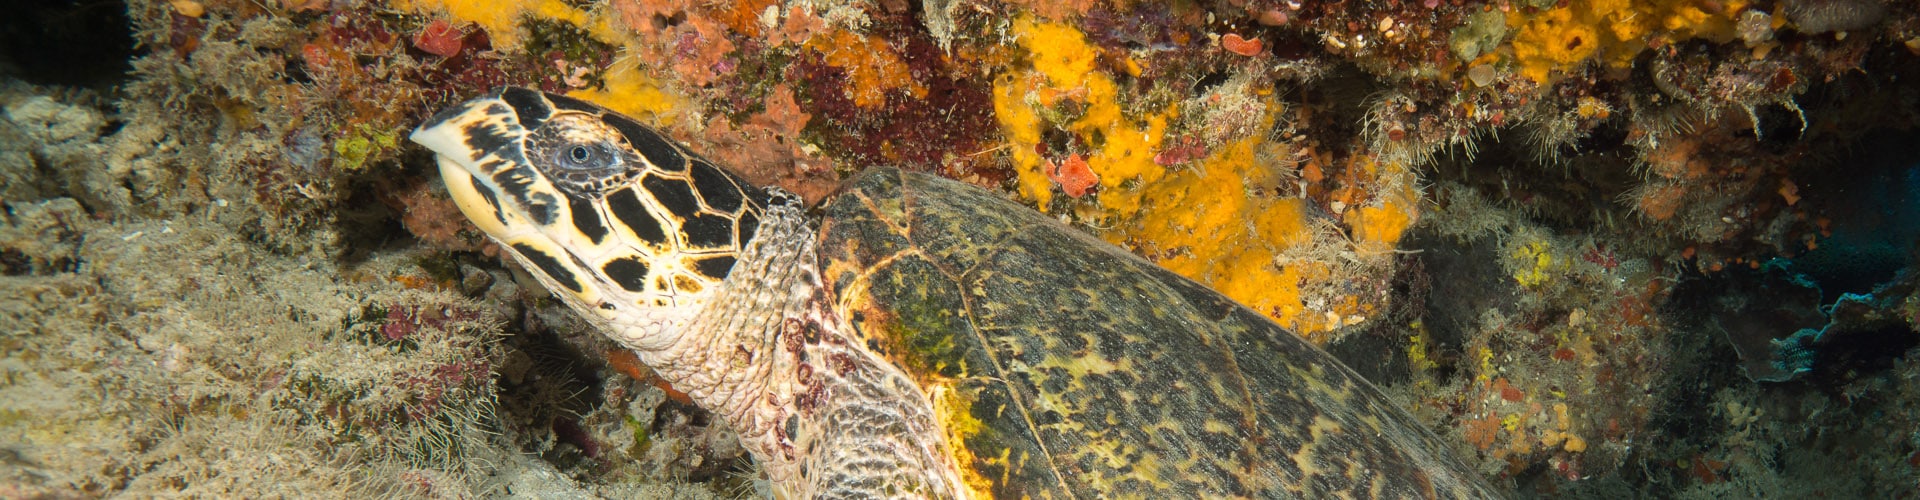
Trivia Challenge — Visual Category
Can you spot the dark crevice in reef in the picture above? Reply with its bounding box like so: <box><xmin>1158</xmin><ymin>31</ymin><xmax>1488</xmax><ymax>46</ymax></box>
<box><xmin>329</xmin><ymin>184</ymin><xmax>414</xmax><ymax>264</ymax></box>
<box><xmin>1398</xmin><ymin>41</ymin><xmax>1920</xmax><ymax>494</ymax></box>
<box><xmin>498</xmin><ymin>319</ymin><xmax>610</xmax><ymax>472</ymax></box>
<box><xmin>0</xmin><ymin>0</ymin><xmax>138</xmax><ymax>89</ymax></box>
<box><xmin>1295</xmin><ymin>62</ymin><xmax>1387</xmax><ymax>159</ymax></box>
<box><xmin>1631</xmin><ymin>268</ymin><xmax>1753</xmax><ymax>495</ymax></box>
<box><xmin>1617</xmin><ymin>121</ymin><xmax>1920</xmax><ymax>495</ymax></box>
<box><xmin>1423</xmin><ymin>119</ymin><xmax>1645</xmax><ymax>235</ymax></box>
<box><xmin>1788</xmin><ymin>127</ymin><xmax>1920</xmax><ymax>301</ymax></box>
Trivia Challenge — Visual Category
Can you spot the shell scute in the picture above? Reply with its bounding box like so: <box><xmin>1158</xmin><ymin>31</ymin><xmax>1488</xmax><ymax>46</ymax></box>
<box><xmin>850</xmin><ymin>253</ymin><xmax>978</xmax><ymax>380</ymax></box>
<box><xmin>898</xmin><ymin>181</ymin><xmax>1034</xmax><ymax>275</ymax></box>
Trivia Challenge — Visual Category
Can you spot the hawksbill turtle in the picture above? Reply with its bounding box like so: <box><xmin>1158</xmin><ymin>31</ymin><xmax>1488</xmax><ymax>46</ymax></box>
<box><xmin>411</xmin><ymin>87</ymin><xmax>1502</xmax><ymax>498</ymax></box>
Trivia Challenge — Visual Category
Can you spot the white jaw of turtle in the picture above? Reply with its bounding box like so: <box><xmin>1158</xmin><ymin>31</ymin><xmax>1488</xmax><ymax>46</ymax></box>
<box><xmin>413</xmin><ymin>89</ymin><xmax>970</xmax><ymax>498</ymax></box>
<box><xmin>429</xmin><ymin>153</ymin><xmax>701</xmax><ymax>349</ymax></box>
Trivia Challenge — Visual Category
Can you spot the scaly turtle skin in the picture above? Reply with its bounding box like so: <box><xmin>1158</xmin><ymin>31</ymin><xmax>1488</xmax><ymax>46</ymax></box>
<box><xmin>412</xmin><ymin>87</ymin><xmax>1502</xmax><ymax>498</ymax></box>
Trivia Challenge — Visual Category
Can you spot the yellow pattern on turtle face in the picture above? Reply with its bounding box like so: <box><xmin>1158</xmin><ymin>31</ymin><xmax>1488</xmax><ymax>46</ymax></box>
<box><xmin>413</xmin><ymin>88</ymin><xmax>768</xmax><ymax>348</ymax></box>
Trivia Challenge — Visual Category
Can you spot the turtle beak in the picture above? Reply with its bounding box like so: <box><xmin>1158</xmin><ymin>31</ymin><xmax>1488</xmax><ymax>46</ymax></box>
<box><xmin>410</xmin><ymin>93</ymin><xmax>515</xmax><ymax>175</ymax></box>
<box><xmin>412</xmin><ymin>92</ymin><xmax>528</xmax><ymax>239</ymax></box>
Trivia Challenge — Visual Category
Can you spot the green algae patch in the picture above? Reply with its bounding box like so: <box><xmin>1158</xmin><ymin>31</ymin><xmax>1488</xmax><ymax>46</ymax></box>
<box><xmin>332</xmin><ymin>124</ymin><xmax>402</xmax><ymax>172</ymax></box>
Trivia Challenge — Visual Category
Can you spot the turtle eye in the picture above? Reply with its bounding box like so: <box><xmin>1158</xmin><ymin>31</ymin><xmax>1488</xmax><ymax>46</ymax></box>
<box><xmin>555</xmin><ymin>141</ymin><xmax>617</xmax><ymax>170</ymax></box>
<box><xmin>526</xmin><ymin>113</ymin><xmax>638</xmax><ymax>197</ymax></box>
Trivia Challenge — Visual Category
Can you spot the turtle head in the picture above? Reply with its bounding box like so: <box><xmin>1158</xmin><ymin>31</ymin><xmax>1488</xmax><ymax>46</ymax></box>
<box><xmin>412</xmin><ymin>87</ymin><xmax>775</xmax><ymax>349</ymax></box>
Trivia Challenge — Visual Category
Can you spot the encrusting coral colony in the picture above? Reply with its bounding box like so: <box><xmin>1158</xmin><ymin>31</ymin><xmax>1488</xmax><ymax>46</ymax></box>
<box><xmin>1</xmin><ymin>0</ymin><xmax>1918</xmax><ymax>496</ymax></box>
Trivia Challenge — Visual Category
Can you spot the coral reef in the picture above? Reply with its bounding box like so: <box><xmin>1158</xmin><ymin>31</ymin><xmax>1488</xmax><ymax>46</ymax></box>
<box><xmin>1407</xmin><ymin>186</ymin><xmax>1675</xmax><ymax>482</ymax></box>
<box><xmin>0</xmin><ymin>202</ymin><xmax>505</xmax><ymax>496</ymax></box>
<box><xmin>4</xmin><ymin>0</ymin><xmax>1920</xmax><ymax>496</ymax></box>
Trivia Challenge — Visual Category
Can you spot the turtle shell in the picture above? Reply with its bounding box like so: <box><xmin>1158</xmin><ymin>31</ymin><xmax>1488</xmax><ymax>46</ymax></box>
<box><xmin>816</xmin><ymin>167</ymin><xmax>1497</xmax><ymax>498</ymax></box>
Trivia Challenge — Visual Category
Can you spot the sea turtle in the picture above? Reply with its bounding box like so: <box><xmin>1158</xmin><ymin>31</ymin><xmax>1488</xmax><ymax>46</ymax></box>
<box><xmin>411</xmin><ymin>87</ymin><xmax>1502</xmax><ymax>498</ymax></box>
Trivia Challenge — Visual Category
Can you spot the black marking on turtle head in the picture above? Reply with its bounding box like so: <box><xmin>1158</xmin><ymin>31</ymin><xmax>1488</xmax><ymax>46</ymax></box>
<box><xmin>523</xmin><ymin>198</ymin><xmax>557</xmax><ymax>225</ymax></box>
<box><xmin>487</xmin><ymin>163</ymin><xmax>534</xmax><ymax>207</ymax></box>
<box><xmin>543</xmin><ymin>92</ymin><xmax>604</xmax><ymax>113</ymax></box>
<box><xmin>468</xmin><ymin>176</ymin><xmax>509</xmax><ymax>227</ymax></box>
<box><xmin>461</xmin><ymin>114</ymin><xmax>516</xmax><ymax>162</ymax></box>
<box><xmin>692</xmin><ymin>255</ymin><xmax>736</xmax><ymax>280</ymax></box>
<box><xmin>745</xmin><ymin>185</ymin><xmax>774</xmax><ymax>211</ymax></box>
<box><xmin>602</xmin><ymin>113</ymin><xmax>686</xmax><ymax>172</ymax></box>
<box><xmin>602</xmin><ymin>257</ymin><xmax>651</xmax><ymax>292</ymax></box>
<box><xmin>490</xmin><ymin>163</ymin><xmax>557</xmax><ymax>225</ymax></box>
<box><xmin>484</xmin><ymin>102</ymin><xmax>514</xmax><ymax>117</ymax></box>
<box><xmin>736</xmin><ymin>210</ymin><xmax>760</xmax><ymax>246</ymax></box>
<box><xmin>681</xmin><ymin>213</ymin><xmax>735</xmax><ymax>249</ymax></box>
<box><xmin>500</xmin><ymin>87</ymin><xmax>552</xmax><ymax>130</ymax></box>
<box><xmin>419</xmin><ymin>99</ymin><xmax>472</xmax><ymax>131</ymax></box>
<box><xmin>565</xmin><ymin>252</ymin><xmax>595</xmax><ymax>279</ymax></box>
<box><xmin>511</xmin><ymin>243</ymin><xmax>583</xmax><ymax>293</ymax></box>
<box><xmin>642</xmin><ymin>174</ymin><xmax>702</xmax><ymax>219</ymax></box>
<box><xmin>568</xmin><ymin>196</ymin><xmax>608</xmax><ymax>245</ymax></box>
<box><xmin>607</xmin><ymin>187</ymin><xmax>670</xmax><ymax>245</ymax></box>
<box><xmin>689</xmin><ymin>160</ymin><xmax>746</xmax><ymax>213</ymax></box>
<box><xmin>476</xmin><ymin>146</ymin><xmax>530</xmax><ymax>176</ymax></box>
